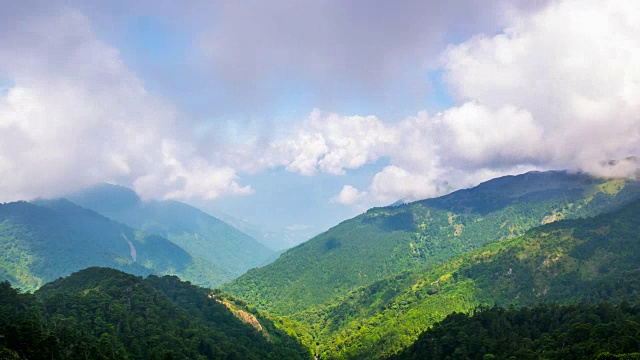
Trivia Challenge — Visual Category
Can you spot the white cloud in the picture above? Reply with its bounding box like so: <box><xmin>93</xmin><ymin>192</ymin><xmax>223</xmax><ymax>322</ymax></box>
<box><xmin>437</xmin><ymin>102</ymin><xmax>544</xmax><ymax>167</ymax></box>
<box><xmin>442</xmin><ymin>0</ymin><xmax>640</xmax><ymax>176</ymax></box>
<box><xmin>333</xmin><ymin>185</ymin><xmax>367</xmax><ymax>205</ymax></box>
<box><xmin>3</xmin><ymin>0</ymin><xmax>638</xmax><ymax>213</ymax></box>
<box><xmin>271</xmin><ymin>0</ymin><xmax>640</xmax><ymax>206</ymax></box>
<box><xmin>0</xmin><ymin>8</ymin><xmax>250</xmax><ymax>202</ymax></box>
<box><xmin>256</xmin><ymin>109</ymin><xmax>398</xmax><ymax>176</ymax></box>
<box><xmin>369</xmin><ymin>166</ymin><xmax>441</xmax><ymax>204</ymax></box>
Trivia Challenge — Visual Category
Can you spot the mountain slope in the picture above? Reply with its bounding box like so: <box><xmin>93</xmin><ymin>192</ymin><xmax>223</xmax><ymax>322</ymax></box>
<box><xmin>297</xmin><ymin>196</ymin><xmax>640</xmax><ymax>359</ymax></box>
<box><xmin>224</xmin><ymin>171</ymin><xmax>640</xmax><ymax>314</ymax></box>
<box><xmin>66</xmin><ymin>183</ymin><xmax>274</xmax><ymax>281</ymax></box>
<box><xmin>391</xmin><ymin>303</ymin><xmax>640</xmax><ymax>360</ymax></box>
<box><xmin>0</xmin><ymin>200</ymin><xmax>232</xmax><ymax>291</ymax></box>
<box><xmin>0</xmin><ymin>267</ymin><xmax>310</xmax><ymax>359</ymax></box>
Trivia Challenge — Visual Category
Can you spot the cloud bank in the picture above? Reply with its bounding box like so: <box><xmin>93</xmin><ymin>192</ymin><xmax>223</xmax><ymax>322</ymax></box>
<box><xmin>0</xmin><ymin>7</ymin><xmax>250</xmax><ymax>202</ymax></box>
<box><xmin>259</xmin><ymin>0</ymin><xmax>640</xmax><ymax>205</ymax></box>
<box><xmin>199</xmin><ymin>0</ymin><xmax>547</xmax><ymax>107</ymax></box>
<box><xmin>1</xmin><ymin>0</ymin><xmax>639</xmax><ymax>211</ymax></box>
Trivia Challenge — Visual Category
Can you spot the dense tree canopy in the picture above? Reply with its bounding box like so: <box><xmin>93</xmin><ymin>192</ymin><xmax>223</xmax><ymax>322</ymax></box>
<box><xmin>225</xmin><ymin>172</ymin><xmax>640</xmax><ymax>315</ymax></box>
<box><xmin>265</xmin><ymin>196</ymin><xmax>640</xmax><ymax>359</ymax></box>
<box><xmin>0</xmin><ymin>268</ymin><xmax>310</xmax><ymax>360</ymax></box>
<box><xmin>391</xmin><ymin>303</ymin><xmax>640</xmax><ymax>360</ymax></box>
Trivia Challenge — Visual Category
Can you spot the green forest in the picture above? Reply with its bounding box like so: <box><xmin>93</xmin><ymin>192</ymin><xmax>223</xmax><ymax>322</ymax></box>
<box><xmin>390</xmin><ymin>303</ymin><xmax>640</xmax><ymax>360</ymax></box>
<box><xmin>0</xmin><ymin>267</ymin><xmax>310</xmax><ymax>359</ymax></box>
<box><xmin>223</xmin><ymin>172</ymin><xmax>640</xmax><ymax>315</ymax></box>
<box><xmin>268</xmin><ymin>194</ymin><xmax>640</xmax><ymax>359</ymax></box>
<box><xmin>65</xmin><ymin>184</ymin><xmax>276</xmax><ymax>284</ymax></box>
<box><xmin>3</xmin><ymin>172</ymin><xmax>640</xmax><ymax>359</ymax></box>
<box><xmin>2</xmin><ymin>0</ymin><xmax>640</xmax><ymax>357</ymax></box>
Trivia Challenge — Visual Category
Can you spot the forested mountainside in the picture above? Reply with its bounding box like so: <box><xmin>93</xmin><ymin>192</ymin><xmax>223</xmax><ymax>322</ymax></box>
<box><xmin>0</xmin><ymin>200</ymin><xmax>233</xmax><ymax>291</ymax></box>
<box><xmin>281</xmin><ymin>196</ymin><xmax>640</xmax><ymax>359</ymax></box>
<box><xmin>0</xmin><ymin>267</ymin><xmax>310</xmax><ymax>360</ymax></box>
<box><xmin>3</xmin><ymin>172</ymin><xmax>640</xmax><ymax>360</ymax></box>
<box><xmin>65</xmin><ymin>183</ymin><xmax>274</xmax><ymax>280</ymax></box>
<box><xmin>390</xmin><ymin>303</ymin><xmax>640</xmax><ymax>360</ymax></box>
<box><xmin>2</xmin><ymin>193</ymin><xmax>640</xmax><ymax>359</ymax></box>
<box><xmin>224</xmin><ymin>171</ymin><xmax>640</xmax><ymax>315</ymax></box>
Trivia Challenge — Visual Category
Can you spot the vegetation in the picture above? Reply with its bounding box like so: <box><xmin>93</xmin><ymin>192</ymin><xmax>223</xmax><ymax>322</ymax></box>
<box><xmin>224</xmin><ymin>171</ymin><xmax>640</xmax><ymax>315</ymax></box>
<box><xmin>0</xmin><ymin>200</ymin><xmax>231</xmax><ymax>291</ymax></box>
<box><xmin>0</xmin><ymin>267</ymin><xmax>310</xmax><ymax>359</ymax></box>
<box><xmin>66</xmin><ymin>183</ymin><xmax>275</xmax><ymax>283</ymax></box>
<box><xmin>4</xmin><ymin>171</ymin><xmax>640</xmax><ymax>360</ymax></box>
<box><xmin>270</xmin><ymin>195</ymin><xmax>640</xmax><ymax>359</ymax></box>
<box><xmin>390</xmin><ymin>302</ymin><xmax>640</xmax><ymax>360</ymax></box>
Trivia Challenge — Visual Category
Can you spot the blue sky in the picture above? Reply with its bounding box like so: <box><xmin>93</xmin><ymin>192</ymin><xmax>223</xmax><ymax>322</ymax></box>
<box><xmin>102</xmin><ymin>7</ymin><xmax>460</xmax><ymax>247</ymax></box>
<box><xmin>1</xmin><ymin>0</ymin><xmax>639</xmax><ymax>249</ymax></box>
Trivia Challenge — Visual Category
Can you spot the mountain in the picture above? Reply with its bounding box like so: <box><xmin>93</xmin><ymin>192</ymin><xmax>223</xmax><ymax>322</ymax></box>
<box><xmin>0</xmin><ymin>267</ymin><xmax>310</xmax><ymax>359</ymax></box>
<box><xmin>0</xmin><ymin>199</ymin><xmax>236</xmax><ymax>291</ymax></box>
<box><xmin>288</xmin><ymin>196</ymin><xmax>640</xmax><ymax>359</ymax></box>
<box><xmin>65</xmin><ymin>183</ymin><xmax>274</xmax><ymax>281</ymax></box>
<box><xmin>223</xmin><ymin>171</ymin><xmax>640</xmax><ymax>315</ymax></box>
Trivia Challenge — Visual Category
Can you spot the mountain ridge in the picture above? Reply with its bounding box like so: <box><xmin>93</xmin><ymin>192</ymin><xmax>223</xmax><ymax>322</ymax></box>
<box><xmin>291</xmin><ymin>196</ymin><xmax>640</xmax><ymax>359</ymax></box>
<box><xmin>65</xmin><ymin>183</ymin><xmax>275</xmax><ymax>281</ymax></box>
<box><xmin>224</xmin><ymin>171</ymin><xmax>640</xmax><ymax>315</ymax></box>
<box><xmin>0</xmin><ymin>266</ymin><xmax>311</xmax><ymax>359</ymax></box>
<box><xmin>0</xmin><ymin>199</ymin><xmax>237</xmax><ymax>291</ymax></box>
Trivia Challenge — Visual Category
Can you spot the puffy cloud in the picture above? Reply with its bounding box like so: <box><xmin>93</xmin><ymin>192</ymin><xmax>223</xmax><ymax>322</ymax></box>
<box><xmin>4</xmin><ymin>0</ymin><xmax>638</xmax><ymax>214</ymax></box>
<box><xmin>442</xmin><ymin>0</ymin><xmax>640</xmax><ymax>176</ymax></box>
<box><xmin>333</xmin><ymin>185</ymin><xmax>367</xmax><ymax>205</ymax></box>
<box><xmin>0</xmin><ymin>7</ymin><xmax>250</xmax><ymax>202</ymax></box>
<box><xmin>257</xmin><ymin>109</ymin><xmax>398</xmax><ymax>176</ymax></box>
<box><xmin>277</xmin><ymin>102</ymin><xmax>551</xmax><ymax>204</ymax></box>
<box><xmin>282</xmin><ymin>0</ymin><xmax>640</xmax><ymax>206</ymax></box>
<box><xmin>437</xmin><ymin>102</ymin><xmax>544</xmax><ymax>167</ymax></box>
<box><xmin>369</xmin><ymin>166</ymin><xmax>441</xmax><ymax>204</ymax></box>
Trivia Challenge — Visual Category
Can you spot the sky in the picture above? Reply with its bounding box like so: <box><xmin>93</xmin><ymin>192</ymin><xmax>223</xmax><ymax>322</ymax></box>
<box><xmin>1</xmin><ymin>0</ymin><xmax>640</xmax><ymax>249</ymax></box>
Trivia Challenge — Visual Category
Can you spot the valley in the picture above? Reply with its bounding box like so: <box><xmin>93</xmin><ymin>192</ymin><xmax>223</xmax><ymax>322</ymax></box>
<box><xmin>3</xmin><ymin>2</ymin><xmax>639</xmax><ymax>358</ymax></box>
<box><xmin>2</xmin><ymin>171</ymin><xmax>640</xmax><ymax>359</ymax></box>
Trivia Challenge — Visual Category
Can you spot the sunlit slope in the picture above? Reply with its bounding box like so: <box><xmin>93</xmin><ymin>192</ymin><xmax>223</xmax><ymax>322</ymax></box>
<box><xmin>224</xmin><ymin>171</ymin><xmax>640</xmax><ymax>315</ymax></box>
<box><xmin>304</xmin><ymin>197</ymin><xmax>640</xmax><ymax>359</ymax></box>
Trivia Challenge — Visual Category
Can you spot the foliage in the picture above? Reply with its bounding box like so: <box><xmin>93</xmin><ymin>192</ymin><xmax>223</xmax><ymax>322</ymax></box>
<box><xmin>278</xmin><ymin>195</ymin><xmax>640</xmax><ymax>359</ymax></box>
<box><xmin>390</xmin><ymin>303</ymin><xmax>640</xmax><ymax>360</ymax></box>
<box><xmin>0</xmin><ymin>200</ymin><xmax>232</xmax><ymax>291</ymax></box>
<box><xmin>224</xmin><ymin>172</ymin><xmax>640</xmax><ymax>315</ymax></box>
<box><xmin>66</xmin><ymin>183</ymin><xmax>274</xmax><ymax>282</ymax></box>
<box><xmin>0</xmin><ymin>267</ymin><xmax>311</xmax><ymax>359</ymax></box>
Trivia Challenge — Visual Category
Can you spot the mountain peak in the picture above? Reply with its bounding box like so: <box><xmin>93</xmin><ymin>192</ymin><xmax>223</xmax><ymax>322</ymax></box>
<box><xmin>66</xmin><ymin>183</ymin><xmax>141</xmax><ymax>214</ymax></box>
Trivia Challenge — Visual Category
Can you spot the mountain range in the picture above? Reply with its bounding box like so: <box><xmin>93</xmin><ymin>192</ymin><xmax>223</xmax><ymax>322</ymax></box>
<box><xmin>66</xmin><ymin>183</ymin><xmax>274</xmax><ymax>278</ymax></box>
<box><xmin>2</xmin><ymin>170</ymin><xmax>640</xmax><ymax>359</ymax></box>
<box><xmin>223</xmin><ymin>171</ymin><xmax>640</xmax><ymax>315</ymax></box>
<box><xmin>0</xmin><ymin>184</ymin><xmax>276</xmax><ymax>291</ymax></box>
<box><xmin>295</xmin><ymin>194</ymin><xmax>640</xmax><ymax>359</ymax></box>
